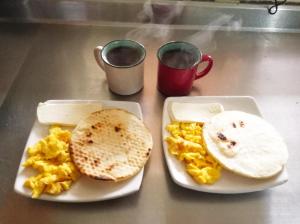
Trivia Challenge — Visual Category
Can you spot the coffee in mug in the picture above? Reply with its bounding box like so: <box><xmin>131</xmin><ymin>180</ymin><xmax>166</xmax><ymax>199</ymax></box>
<box><xmin>160</xmin><ymin>49</ymin><xmax>197</xmax><ymax>69</ymax></box>
<box><xmin>106</xmin><ymin>46</ymin><xmax>141</xmax><ymax>67</ymax></box>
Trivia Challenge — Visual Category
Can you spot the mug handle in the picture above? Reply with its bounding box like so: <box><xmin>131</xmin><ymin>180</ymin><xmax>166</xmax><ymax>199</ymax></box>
<box><xmin>195</xmin><ymin>54</ymin><xmax>213</xmax><ymax>79</ymax></box>
<box><xmin>94</xmin><ymin>46</ymin><xmax>105</xmax><ymax>70</ymax></box>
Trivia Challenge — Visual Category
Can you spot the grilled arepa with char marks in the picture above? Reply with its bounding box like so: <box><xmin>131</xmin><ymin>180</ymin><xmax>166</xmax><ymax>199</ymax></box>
<box><xmin>70</xmin><ymin>109</ymin><xmax>153</xmax><ymax>182</ymax></box>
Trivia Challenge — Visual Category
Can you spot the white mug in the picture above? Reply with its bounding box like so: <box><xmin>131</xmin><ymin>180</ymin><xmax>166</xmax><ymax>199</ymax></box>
<box><xmin>94</xmin><ymin>40</ymin><xmax>146</xmax><ymax>95</ymax></box>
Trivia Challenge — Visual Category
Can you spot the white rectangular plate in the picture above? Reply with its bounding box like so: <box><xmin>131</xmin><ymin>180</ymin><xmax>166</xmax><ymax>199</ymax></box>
<box><xmin>14</xmin><ymin>100</ymin><xmax>144</xmax><ymax>202</ymax></box>
<box><xmin>162</xmin><ymin>96</ymin><xmax>288</xmax><ymax>194</ymax></box>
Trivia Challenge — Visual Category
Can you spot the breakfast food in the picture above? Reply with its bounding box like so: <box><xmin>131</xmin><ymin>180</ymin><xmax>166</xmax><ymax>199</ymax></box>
<box><xmin>70</xmin><ymin>109</ymin><xmax>153</xmax><ymax>182</ymax></box>
<box><xmin>203</xmin><ymin>111</ymin><xmax>288</xmax><ymax>179</ymax></box>
<box><xmin>23</xmin><ymin>126</ymin><xmax>80</xmax><ymax>198</ymax></box>
<box><xmin>169</xmin><ymin>102</ymin><xmax>224</xmax><ymax>123</ymax></box>
<box><xmin>165</xmin><ymin>121</ymin><xmax>221</xmax><ymax>184</ymax></box>
<box><xmin>37</xmin><ymin>102</ymin><xmax>102</xmax><ymax>126</ymax></box>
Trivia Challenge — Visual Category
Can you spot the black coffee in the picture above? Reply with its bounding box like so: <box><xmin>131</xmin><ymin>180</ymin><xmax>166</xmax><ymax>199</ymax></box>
<box><xmin>161</xmin><ymin>49</ymin><xmax>196</xmax><ymax>69</ymax></box>
<box><xmin>106</xmin><ymin>46</ymin><xmax>141</xmax><ymax>66</ymax></box>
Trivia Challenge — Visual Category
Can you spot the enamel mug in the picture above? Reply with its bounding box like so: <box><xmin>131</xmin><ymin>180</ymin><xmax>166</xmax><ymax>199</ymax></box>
<box><xmin>94</xmin><ymin>40</ymin><xmax>146</xmax><ymax>95</ymax></box>
<box><xmin>157</xmin><ymin>41</ymin><xmax>213</xmax><ymax>96</ymax></box>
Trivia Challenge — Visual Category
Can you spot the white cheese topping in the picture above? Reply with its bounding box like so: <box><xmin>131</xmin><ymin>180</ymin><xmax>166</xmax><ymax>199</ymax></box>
<box><xmin>169</xmin><ymin>102</ymin><xmax>224</xmax><ymax>123</ymax></box>
<box><xmin>37</xmin><ymin>103</ymin><xmax>102</xmax><ymax>126</ymax></box>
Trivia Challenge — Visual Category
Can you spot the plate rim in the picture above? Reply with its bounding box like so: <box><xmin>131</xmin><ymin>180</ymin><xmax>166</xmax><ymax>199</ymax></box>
<box><xmin>14</xmin><ymin>99</ymin><xmax>145</xmax><ymax>202</ymax></box>
<box><xmin>162</xmin><ymin>95</ymin><xmax>288</xmax><ymax>194</ymax></box>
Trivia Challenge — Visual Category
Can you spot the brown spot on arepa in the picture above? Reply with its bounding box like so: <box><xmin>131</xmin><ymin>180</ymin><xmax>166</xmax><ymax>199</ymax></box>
<box><xmin>146</xmin><ymin>148</ymin><xmax>151</xmax><ymax>156</ymax></box>
<box><xmin>230</xmin><ymin>141</ymin><xmax>237</xmax><ymax>146</ymax></box>
<box><xmin>114</xmin><ymin>126</ymin><xmax>121</xmax><ymax>132</ymax></box>
<box><xmin>217</xmin><ymin>132</ymin><xmax>227</xmax><ymax>141</ymax></box>
<box><xmin>106</xmin><ymin>164</ymin><xmax>115</xmax><ymax>171</ymax></box>
<box><xmin>94</xmin><ymin>159</ymin><xmax>100</xmax><ymax>166</ymax></box>
<box><xmin>240</xmin><ymin>121</ymin><xmax>245</xmax><ymax>127</ymax></box>
<box><xmin>95</xmin><ymin>122</ymin><xmax>102</xmax><ymax>128</ymax></box>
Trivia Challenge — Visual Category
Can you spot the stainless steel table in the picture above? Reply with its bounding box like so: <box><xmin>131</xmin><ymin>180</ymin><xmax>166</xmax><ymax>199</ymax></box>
<box><xmin>0</xmin><ymin>20</ymin><xmax>300</xmax><ymax>223</ymax></box>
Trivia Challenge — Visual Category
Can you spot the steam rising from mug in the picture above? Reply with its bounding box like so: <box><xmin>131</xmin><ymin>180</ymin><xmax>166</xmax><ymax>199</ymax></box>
<box><xmin>125</xmin><ymin>1</ymin><xmax>242</xmax><ymax>52</ymax></box>
<box><xmin>184</xmin><ymin>14</ymin><xmax>242</xmax><ymax>52</ymax></box>
<box><xmin>126</xmin><ymin>1</ymin><xmax>184</xmax><ymax>42</ymax></box>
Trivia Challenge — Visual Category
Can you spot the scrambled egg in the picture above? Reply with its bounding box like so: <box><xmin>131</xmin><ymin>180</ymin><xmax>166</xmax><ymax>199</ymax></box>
<box><xmin>165</xmin><ymin>122</ymin><xmax>221</xmax><ymax>184</ymax></box>
<box><xmin>23</xmin><ymin>126</ymin><xmax>80</xmax><ymax>198</ymax></box>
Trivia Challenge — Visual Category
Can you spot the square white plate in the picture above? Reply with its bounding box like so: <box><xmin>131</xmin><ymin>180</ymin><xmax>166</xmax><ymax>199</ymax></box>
<box><xmin>14</xmin><ymin>100</ymin><xmax>144</xmax><ymax>202</ymax></box>
<box><xmin>162</xmin><ymin>96</ymin><xmax>288</xmax><ymax>194</ymax></box>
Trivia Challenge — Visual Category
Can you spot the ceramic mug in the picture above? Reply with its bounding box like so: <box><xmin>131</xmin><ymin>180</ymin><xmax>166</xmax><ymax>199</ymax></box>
<box><xmin>94</xmin><ymin>40</ymin><xmax>146</xmax><ymax>95</ymax></box>
<box><xmin>157</xmin><ymin>41</ymin><xmax>213</xmax><ymax>96</ymax></box>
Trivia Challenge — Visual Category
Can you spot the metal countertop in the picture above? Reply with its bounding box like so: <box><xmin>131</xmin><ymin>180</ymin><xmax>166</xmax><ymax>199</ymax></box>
<box><xmin>0</xmin><ymin>21</ymin><xmax>300</xmax><ymax>224</ymax></box>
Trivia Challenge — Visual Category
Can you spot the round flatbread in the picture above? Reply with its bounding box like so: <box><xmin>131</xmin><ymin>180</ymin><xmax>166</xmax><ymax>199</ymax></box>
<box><xmin>203</xmin><ymin>111</ymin><xmax>288</xmax><ymax>179</ymax></box>
<box><xmin>70</xmin><ymin>109</ymin><xmax>153</xmax><ymax>181</ymax></box>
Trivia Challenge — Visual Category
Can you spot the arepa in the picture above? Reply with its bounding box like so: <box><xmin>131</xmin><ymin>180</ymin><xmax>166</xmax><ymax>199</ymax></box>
<box><xmin>203</xmin><ymin>111</ymin><xmax>288</xmax><ymax>179</ymax></box>
<box><xmin>70</xmin><ymin>109</ymin><xmax>153</xmax><ymax>182</ymax></box>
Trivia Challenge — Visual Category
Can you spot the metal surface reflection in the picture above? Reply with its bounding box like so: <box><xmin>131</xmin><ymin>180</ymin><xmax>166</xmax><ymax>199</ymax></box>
<box><xmin>0</xmin><ymin>22</ymin><xmax>300</xmax><ymax>224</ymax></box>
<box><xmin>0</xmin><ymin>0</ymin><xmax>300</xmax><ymax>32</ymax></box>
<box><xmin>0</xmin><ymin>0</ymin><xmax>300</xmax><ymax>223</ymax></box>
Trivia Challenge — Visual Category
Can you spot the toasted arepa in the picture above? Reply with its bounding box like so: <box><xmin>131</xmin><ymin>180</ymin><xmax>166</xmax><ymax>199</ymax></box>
<box><xmin>70</xmin><ymin>108</ymin><xmax>153</xmax><ymax>182</ymax></box>
<box><xmin>203</xmin><ymin>111</ymin><xmax>288</xmax><ymax>179</ymax></box>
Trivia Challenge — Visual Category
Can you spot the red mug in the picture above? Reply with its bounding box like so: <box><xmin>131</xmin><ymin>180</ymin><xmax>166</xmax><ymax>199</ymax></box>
<box><xmin>157</xmin><ymin>41</ymin><xmax>213</xmax><ymax>96</ymax></box>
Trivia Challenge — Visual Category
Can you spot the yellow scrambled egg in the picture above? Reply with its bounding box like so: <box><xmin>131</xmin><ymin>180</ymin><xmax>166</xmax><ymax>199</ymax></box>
<box><xmin>165</xmin><ymin>122</ymin><xmax>221</xmax><ymax>184</ymax></box>
<box><xmin>23</xmin><ymin>126</ymin><xmax>80</xmax><ymax>198</ymax></box>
